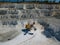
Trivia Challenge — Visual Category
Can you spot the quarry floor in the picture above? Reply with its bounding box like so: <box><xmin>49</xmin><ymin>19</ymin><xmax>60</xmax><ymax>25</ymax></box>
<box><xmin>0</xmin><ymin>20</ymin><xmax>60</xmax><ymax>45</ymax></box>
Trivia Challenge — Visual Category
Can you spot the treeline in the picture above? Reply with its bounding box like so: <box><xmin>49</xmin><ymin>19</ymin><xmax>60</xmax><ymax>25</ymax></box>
<box><xmin>0</xmin><ymin>0</ymin><xmax>60</xmax><ymax>3</ymax></box>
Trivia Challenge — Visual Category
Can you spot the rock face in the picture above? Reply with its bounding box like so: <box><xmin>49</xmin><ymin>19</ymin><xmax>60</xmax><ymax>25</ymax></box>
<box><xmin>37</xmin><ymin>17</ymin><xmax>60</xmax><ymax>41</ymax></box>
<box><xmin>0</xmin><ymin>3</ymin><xmax>60</xmax><ymax>19</ymax></box>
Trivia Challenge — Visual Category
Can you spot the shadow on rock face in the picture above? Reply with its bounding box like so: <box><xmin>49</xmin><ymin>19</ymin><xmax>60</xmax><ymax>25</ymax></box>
<box><xmin>42</xmin><ymin>27</ymin><xmax>55</xmax><ymax>38</ymax></box>
<box><xmin>38</xmin><ymin>20</ymin><xmax>60</xmax><ymax>41</ymax></box>
<box><xmin>54</xmin><ymin>31</ymin><xmax>60</xmax><ymax>41</ymax></box>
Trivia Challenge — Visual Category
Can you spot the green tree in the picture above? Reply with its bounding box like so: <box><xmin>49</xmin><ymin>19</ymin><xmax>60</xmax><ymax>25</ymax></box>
<box><xmin>44</xmin><ymin>0</ymin><xmax>49</xmax><ymax>3</ymax></box>
<box><xmin>53</xmin><ymin>0</ymin><xmax>56</xmax><ymax>3</ymax></box>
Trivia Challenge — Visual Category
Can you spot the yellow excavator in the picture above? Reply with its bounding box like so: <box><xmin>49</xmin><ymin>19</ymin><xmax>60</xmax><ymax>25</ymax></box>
<box><xmin>22</xmin><ymin>22</ymin><xmax>36</xmax><ymax>35</ymax></box>
<box><xmin>25</xmin><ymin>22</ymin><xmax>36</xmax><ymax>31</ymax></box>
